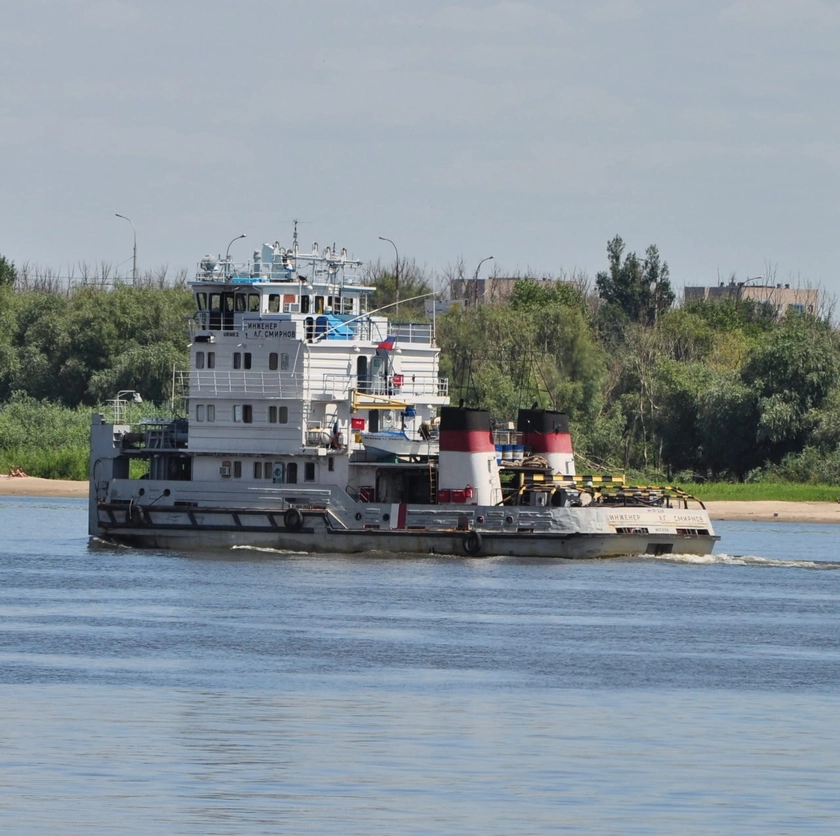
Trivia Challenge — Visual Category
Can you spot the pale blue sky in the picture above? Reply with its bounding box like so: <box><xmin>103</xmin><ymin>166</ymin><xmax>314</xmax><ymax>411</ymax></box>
<box><xmin>2</xmin><ymin>0</ymin><xmax>838</xmax><ymax>294</ymax></box>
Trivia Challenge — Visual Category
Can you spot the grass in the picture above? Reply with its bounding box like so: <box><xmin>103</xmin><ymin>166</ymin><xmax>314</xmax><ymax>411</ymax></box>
<box><xmin>679</xmin><ymin>482</ymin><xmax>840</xmax><ymax>503</ymax></box>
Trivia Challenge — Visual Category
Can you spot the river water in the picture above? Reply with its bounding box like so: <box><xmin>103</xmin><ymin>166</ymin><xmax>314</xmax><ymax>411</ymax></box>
<box><xmin>1</xmin><ymin>496</ymin><xmax>839</xmax><ymax>834</ymax></box>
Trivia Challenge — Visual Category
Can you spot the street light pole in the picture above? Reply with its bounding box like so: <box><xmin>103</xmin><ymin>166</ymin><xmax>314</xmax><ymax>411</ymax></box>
<box><xmin>225</xmin><ymin>233</ymin><xmax>247</xmax><ymax>277</ymax></box>
<box><xmin>115</xmin><ymin>213</ymin><xmax>137</xmax><ymax>283</ymax></box>
<box><xmin>473</xmin><ymin>255</ymin><xmax>494</xmax><ymax>306</ymax></box>
<box><xmin>226</xmin><ymin>233</ymin><xmax>247</xmax><ymax>260</ymax></box>
<box><xmin>379</xmin><ymin>236</ymin><xmax>399</xmax><ymax>316</ymax></box>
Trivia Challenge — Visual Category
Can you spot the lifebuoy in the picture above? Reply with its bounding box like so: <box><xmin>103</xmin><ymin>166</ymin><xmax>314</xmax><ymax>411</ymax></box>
<box><xmin>284</xmin><ymin>508</ymin><xmax>304</xmax><ymax>531</ymax></box>
<box><xmin>463</xmin><ymin>530</ymin><xmax>483</xmax><ymax>555</ymax></box>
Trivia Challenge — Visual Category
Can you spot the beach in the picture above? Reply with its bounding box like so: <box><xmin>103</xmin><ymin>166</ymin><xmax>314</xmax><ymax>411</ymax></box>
<box><xmin>2</xmin><ymin>476</ymin><xmax>840</xmax><ymax>522</ymax></box>
<box><xmin>0</xmin><ymin>476</ymin><xmax>89</xmax><ymax>498</ymax></box>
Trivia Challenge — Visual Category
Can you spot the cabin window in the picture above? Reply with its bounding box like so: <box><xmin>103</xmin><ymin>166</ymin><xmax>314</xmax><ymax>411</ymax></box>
<box><xmin>207</xmin><ymin>405</ymin><xmax>215</xmax><ymax>422</ymax></box>
<box><xmin>269</xmin><ymin>353</ymin><xmax>278</xmax><ymax>370</ymax></box>
<box><xmin>328</xmin><ymin>457</ymin><xmax>334</xmax><ymax>472</ymax></box>
<box><xmin>254</xmin><ymin>461</ymin><xmax>262</xmax><ymax>479</ymax></box>
<box><xmin>233</xmin><ymin>461</ymin><xmax>242</xmax><ymax>478</ymax></box>
<box><xmin>233</xmin><ymin>352</ymin><xmax>252</xmax><ymax>370</ymax></box>
<box><xmin>342</xmin><ymin>297</ymin><xmax>354</xmax><ymax>315</ymax></box>
<box><xmin>207</xmin><ymin>352</ymin><xmax>216</xmax><ymax>369</ymax></box>
<box><xmin>196</xmin><ymin>404</ymin><xmax>205</xmax><ymax>422</ymax></box>
<box><xmin>248</xmin><ymin>294</ymin><xmax>260</xmax><ymax>312</ymax></box>
<box><xmin>305</xmin><ymin>462</ymin><xmax>316</xmax><ymax>482</ymax></box>
<box><xmin>301</xmin><ymin>295</ymin><xmax>310</xmax><ymax>313</ymax></box>
<box><xmin>287</xmin><ymin>462</ymin><xmax>298</xmax><ymax>483</ymax></box>
<box><xmin>268</xmin><ymin>294</ymin><xmax>281</xmax><ymax>313</ymax></box>
<box><xmin>195</xmin><ymin>352</ymin><xmax>205</xmax><ymax>369</ymax></box>
<box><xmin>196</xmin><ymin>292</ymin><xmax>207</xmax><ymax>311</ymax></box>
<box><xmin>243</xmin><ymin>405</ymin><xmax>253</xmax><ymax>423</ymax></box>
<box><xmin>280</xmin><ymin>353</ymin><xmax>289</xmax><ymax>371</ymax></box>
<box><xmin>234</xmin><ymin>405</ymin><xmax>242</xmax><ymax>423</ymax></box>
<box><xmin>264</xmin><ymin>463</ymin><xmax>272</xmax><ymax>480</ymax></box>
<box><xmin>268</xmin><ymin>406</ymin><xmax>288</xmax><ymax>424</ymax></box>
<box><xmin>272</xmin><ymin>462</ymin><xmax>285</xmax><ymax>483</ymax></box>
<box><xmin>315</xmin><ymin>296</ymin><xmax>325</xmax><ymax>314</ymax></box>
<box><xmin>235</xmin><ymin>294</ymin><xmax>247</xmax><ymax>312</ymax></box>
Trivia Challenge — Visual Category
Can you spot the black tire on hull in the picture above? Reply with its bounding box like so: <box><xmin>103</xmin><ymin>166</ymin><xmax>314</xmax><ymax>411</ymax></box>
<box><xmin>463</xmin><ymin>530</ymin><xmax>483</xmax><ymax>555</ymax></box>
<box><xmin>283</xmin><ymin>508</ymin><xmax>304</xmax><ymax>531</ymax></box>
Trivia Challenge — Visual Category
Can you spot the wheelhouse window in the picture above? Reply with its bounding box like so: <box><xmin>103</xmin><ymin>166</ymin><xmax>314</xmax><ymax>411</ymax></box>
<box><xmin>268</xmin><ymin>294</ymin><xmax>281</xmax><ymax>313</ymax></box>
<box><xmin>305</xmin><ymin>462</ymin><xmax>316</xmax><ymax>482</ymax></box>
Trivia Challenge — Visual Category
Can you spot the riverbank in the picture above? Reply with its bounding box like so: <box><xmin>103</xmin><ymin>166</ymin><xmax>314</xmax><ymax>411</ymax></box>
<box><xmin>0</xmin><ymin>476</ymin><xmax>88</xmax><ymax>497</ymax></box>
<box><xmin>3</xmin><ymin>476</ymin><xmax>840</xmax><ymax>523</ymax></box>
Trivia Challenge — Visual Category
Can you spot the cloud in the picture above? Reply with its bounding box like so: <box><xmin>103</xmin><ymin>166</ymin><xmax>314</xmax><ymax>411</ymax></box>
<box><xmin>721</xmin><ymin>0</ymin><xmax>840</xmax><ymax>28</ymax></box>
<box><xmin>585</xmin><ymin>1</ymin><xmax>643</xmax><ymax>24</ymax></box>
<box><xmin>426</xmin><ymin>2</ymin><xmax>568</xmax><ymax>37</ymax></box>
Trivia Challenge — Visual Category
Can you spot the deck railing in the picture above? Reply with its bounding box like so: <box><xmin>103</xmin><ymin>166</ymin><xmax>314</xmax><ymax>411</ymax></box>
<box><xmin>175</xmin><ymin>370</ymin><xmax>449</xmax><ymax>401</ymax></box>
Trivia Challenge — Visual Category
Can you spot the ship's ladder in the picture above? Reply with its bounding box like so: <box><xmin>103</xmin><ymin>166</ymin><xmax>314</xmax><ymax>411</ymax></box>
<box><xmin>429</xmin><ymin>460</ymin><xmax>438</xmax><ymax>504</ymax></box>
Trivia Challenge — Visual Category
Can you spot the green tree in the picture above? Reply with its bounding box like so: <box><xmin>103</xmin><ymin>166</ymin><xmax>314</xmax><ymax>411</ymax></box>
<box><xmin>0</xmin><ymin>254</ymin><xmax>16</xmax><ymax>288</ymax></box>
<box><xmin>595</xmin><ymin>236</ymin><xmax>674</xmax><ymax>326</ymax></box>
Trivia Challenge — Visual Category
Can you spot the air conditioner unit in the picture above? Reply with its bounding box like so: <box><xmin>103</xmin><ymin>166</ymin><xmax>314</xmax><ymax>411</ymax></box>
<box><xmin>219</xmin><ymin>465</ymin><xmax>231</xmax><ymax>478</ymax></box>
<box><xmin>284</xmin><ymin>303</ymin><xmax>300</xmax><ymax>313</ymax></box>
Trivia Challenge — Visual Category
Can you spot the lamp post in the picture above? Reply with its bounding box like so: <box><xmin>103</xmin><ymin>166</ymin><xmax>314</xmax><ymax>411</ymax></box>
<box><xmin>226</xmin><ymin>233</ymin><xmax>247</xmax><ymax>260</ymax></box>
<box><xmin>115</xmin><ymin>213</ymin><xmax>137</xmax><ymax>283</ymax></box>
<box><xmin>473</xmin><ymin>255</ymin><xmax>494</xmax><ymax>306</ymax></box>
<box><xmin>225</xmin><ymin>233</ymin><xmax>247</xmax><ymax>277</ymax></box>
<box><xmin>379</xmin><ymin>236</ymin><xmax>399</xmax><ymax>315</ymax></box>
<box><xmin>111</xmin><ymin>389</ymin><xmax>142</xmax><ymax>423</ymax></box>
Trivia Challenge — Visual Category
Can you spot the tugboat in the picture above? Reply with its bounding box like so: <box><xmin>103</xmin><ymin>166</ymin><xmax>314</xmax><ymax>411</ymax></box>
<box><xmin>89</xmin><ymin>230</ymin><xmax>719</xmax><ymax>558</ymax></box>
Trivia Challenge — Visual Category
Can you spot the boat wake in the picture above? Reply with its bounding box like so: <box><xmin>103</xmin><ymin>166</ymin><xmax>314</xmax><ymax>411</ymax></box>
<box><xmin>646</xmin><ymin>552</ymin><xmax>840</xmax><ymax>570</ymax></box>
<box><xmin>230</xmin><ymin>544</ymin><xmax>310</xmax><ymax>556</ymax></box>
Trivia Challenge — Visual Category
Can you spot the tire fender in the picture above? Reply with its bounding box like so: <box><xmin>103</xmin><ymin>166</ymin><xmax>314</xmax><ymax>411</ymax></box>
<box><xmin>284</xmin><ymin>507</ymin><xmax>304</xmax><ymax>531</ymax></box>
<box><xmin>463</xmin><ymin>530</ymin><xmax>483</xmax><ymax>555</ymax></box>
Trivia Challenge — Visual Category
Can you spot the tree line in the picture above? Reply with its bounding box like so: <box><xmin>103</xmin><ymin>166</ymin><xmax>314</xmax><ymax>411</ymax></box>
<box><xmin>1</xmin><ymin>243</ymin><xmax>838</xmax><ymax>483</ymax></box>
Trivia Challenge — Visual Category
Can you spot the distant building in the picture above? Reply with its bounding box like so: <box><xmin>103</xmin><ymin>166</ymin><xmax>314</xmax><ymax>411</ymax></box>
<box><xmin>684</xmin><ymin>282</ymin><xmax>818</xmax><ymax>318</ymax></box>
<box><xmin>449</xmin><ymin>276</ymin><xmax>556</xmax><ymax>307</ymax></box>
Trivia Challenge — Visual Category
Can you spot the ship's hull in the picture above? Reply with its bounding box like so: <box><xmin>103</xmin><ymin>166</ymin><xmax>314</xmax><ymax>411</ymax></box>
<box><xmin>93</xmin><ymin>499</ymin><xmax>719</xmax><ymax>559</ymax></box>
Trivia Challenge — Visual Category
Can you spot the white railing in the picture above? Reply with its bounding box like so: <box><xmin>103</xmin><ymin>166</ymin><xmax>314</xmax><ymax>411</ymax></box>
<box><xmin>176</xmin><ymin>370</ymin><xmax>449</xmax><ymax>401</ymax></box>
<box><xmin>178</xmin><ymin>370</ymin><xmax>305</xmax><ymax>397</ymax></box>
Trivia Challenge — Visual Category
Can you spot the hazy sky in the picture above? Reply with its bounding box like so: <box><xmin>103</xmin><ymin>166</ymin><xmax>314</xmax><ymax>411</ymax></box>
<box><xmin>2</xmin><ymin>0</ymin><xmax>839</xmax><ymax>294</ymax></box>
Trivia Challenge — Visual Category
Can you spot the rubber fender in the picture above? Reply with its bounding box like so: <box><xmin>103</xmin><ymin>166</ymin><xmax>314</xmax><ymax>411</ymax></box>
<box><xmin>463</xmin><ymin>530</ymin><xmax>483</xmax><ymax>555</ymax></box>
<box><xmin>284</xmin><ymin>507</ymin><xmax>304</xmax><ymax>531</ymax></box>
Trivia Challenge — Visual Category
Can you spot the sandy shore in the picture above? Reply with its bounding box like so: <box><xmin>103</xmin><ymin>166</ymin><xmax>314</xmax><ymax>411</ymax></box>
<box><xmin>2</xmin><ymin>476</ymin><xmax>840</xmax><ymax>522</ymax></box>
<box><xmin>0</xmin><ymin>476</ymin><xmax>89</xmax><ymax>497</ymax></box>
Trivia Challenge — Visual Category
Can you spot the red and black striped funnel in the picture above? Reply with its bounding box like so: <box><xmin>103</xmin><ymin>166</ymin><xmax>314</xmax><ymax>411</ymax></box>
<box><xmin>516</xmin><ymin>408</ymin><xmax>575</xmax><ymax>476</ymax></box>
<box><xmin>438</xmin><ymin>407</ymin><xmax>501</xmax><ymax>505</ymax></box>
<box><xmin>439</xmin><ymin>406</ymin><xmax>495</xmax><ymax>453</ymax></box>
